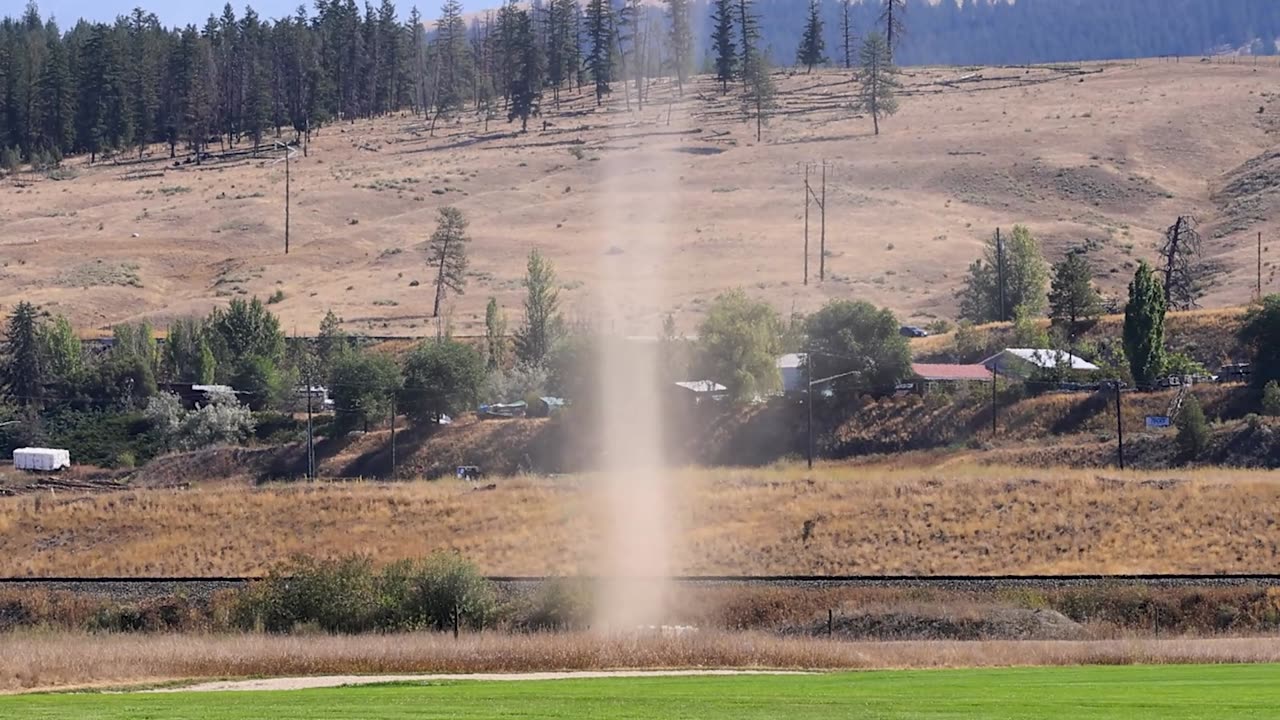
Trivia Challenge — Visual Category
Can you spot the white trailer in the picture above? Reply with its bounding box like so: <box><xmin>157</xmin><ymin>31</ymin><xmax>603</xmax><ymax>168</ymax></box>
<box><xmin>13</xmin><ymin>448</ymin><xmax>71</xmax><ymax>472</ymax></box>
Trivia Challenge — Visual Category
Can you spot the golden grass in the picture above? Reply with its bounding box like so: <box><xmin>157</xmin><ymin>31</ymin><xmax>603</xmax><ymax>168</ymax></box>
<box><xmin>3</xmin><ymin>463</ymin><xmax>1280</xmax><ymax>576</ymax></box>
<box><xmin>3</xmin><ymin>630</ymin><xmax>1280</xmax><ymax>692</ymax></box>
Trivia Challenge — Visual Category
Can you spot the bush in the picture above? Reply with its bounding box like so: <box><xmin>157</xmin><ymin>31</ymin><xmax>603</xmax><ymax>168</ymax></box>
<box><xmin>925</xmin><ymin>319</ymin><xmax>952</xmax><ymax>335</ymax></box>
<box><xmin>0</xmin><ymin>146</ymin><xmax>19</xmax><ymax>174</ymax></box>
<box><xmin>179</xmin><ymin>390</ymin><xmax>255</xmax><ymax>449</ymax></box>
<box><xmin>1164</xmin><ymin>352</ymin><xmax>1207</xmax><ymax>378</ymax></box>
<box><xmin>1263</xmin><ymin>381</ymin><xmax>1280</xmax><ymax>418</ymax></box>
<box><xmin>1176</xmin><ymin>395</ymin><xmax>1210</xmax><ymax>461</ymax></box>
<box><xmin>513</xmin><ymin>579</ymin><xmax>591</xmax><ymax>631</ymax></box>
<box><xmin>396</xmin><ymin>552</ymin><xmax>497</xmax><ymax>632</ymax></box>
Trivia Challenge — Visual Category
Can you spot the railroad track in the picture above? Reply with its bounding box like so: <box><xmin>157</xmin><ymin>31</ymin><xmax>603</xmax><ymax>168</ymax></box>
<box><xmin>4</xmin><ymin>574</ymin><xmax>1280</xmax><ymax>602</ymax></box>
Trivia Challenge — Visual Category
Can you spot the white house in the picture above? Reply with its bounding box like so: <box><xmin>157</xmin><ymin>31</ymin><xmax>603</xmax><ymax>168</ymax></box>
<box><xmin>777</xmin><ymin>353</ymin><xmax>807</xmax><ymax>394</ymax></box>
<box><xmin>982</xmin><ymin>348</ymin><xmax>1099</xmax><ymax>378</ymax></box>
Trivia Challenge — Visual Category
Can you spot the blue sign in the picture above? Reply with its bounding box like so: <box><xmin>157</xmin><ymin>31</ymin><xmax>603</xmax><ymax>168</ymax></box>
<box><xmin>1145</xmin><ymin>416</ymin><xmax>1172</xmax><ymax>429</ymax></box>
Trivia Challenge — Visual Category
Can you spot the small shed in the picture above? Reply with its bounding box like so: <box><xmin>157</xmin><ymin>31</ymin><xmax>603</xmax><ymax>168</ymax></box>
<box><xmin>982</xmin><ymin>349</ymin><xmax>1099</xmax><ymax>379</ymax></box>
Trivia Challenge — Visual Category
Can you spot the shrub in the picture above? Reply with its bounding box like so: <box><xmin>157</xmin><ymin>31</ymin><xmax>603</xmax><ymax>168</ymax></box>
<box><xmin>1263</xmin><ymin>381</ymin><xmax>1280</xmax><ymax>418</ymax></box>
<box><xmin>397</xmin><ymin>552</ymin><xmax>497</xmax><ymax>632</ymax></box>
<box><xmin>267</xmin><ymin>289</ymin><xmax>286</xmax><ymax>304</ymax></box>
<box><xmin>1176</xmin><ymin>395</ymin><xmax>1209</xmax><ymax>461</ymax></box>
<box><xmin>233</xmin><ymin>555</ymin><xmax>383</xmax><ymax>634</ymax></box>
<box><xmin>925</xmin><ymin>319</ymin><xmax>952</xmax><ymax>335</ymax></box>
<box><xmin>0</xmin><ymin>146</ymin><xmax>19</xmax><ymax>174</ymax></box>
<box><xmin>513</xmin><ymin>579</ymin><xmax>591</xmax><ymax>631</ymax></box>
<box><xmin>1164</xmin><ymin>352</ymin><xmax>1207</xmax><ymax>378</ymax></box>
<box><xmin>179</xmin><ymin>389</ymin><xmax>255</xmax><ymax>449</ymax></box>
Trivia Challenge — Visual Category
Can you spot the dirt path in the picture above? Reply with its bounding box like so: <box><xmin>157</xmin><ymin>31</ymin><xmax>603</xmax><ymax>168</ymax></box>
<box><xmin>154</xmin><ymin>670</ymin><xmax>809</xmax><ymax>693</ymax></box>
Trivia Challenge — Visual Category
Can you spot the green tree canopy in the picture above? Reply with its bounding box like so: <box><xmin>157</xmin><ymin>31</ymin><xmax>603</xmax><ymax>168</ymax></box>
<box><xmin>3</xmin><ymin>301</ymin><xmax>45</xmax><ymax>407</ymax></box>
<box><xmin>163</xmin><ymin>316</ymin><xmax>216</xmax><ymax>384</ymax></box>
<box><xmin>857</xmin><ymin>31</ymin><xmax>899</xmax><ymax>135</ymax></box>
<box><xmin>1239</xmin><ymin>294</ymin><xmax>1280</xmax><ymax>389</ymax></box>
<box><xmin>959</xmin><ymin>225</ymin><xmax>1049</xmax><ymax>324</ymax></box>
<box><xmin>804</xmin><ymin>299</ymin><xmax>911</xmax><ymax>394</ymax></box>
<box><xmin>329</xmin><ymin>350</ymin><xmax>402</xmax><ymax>433</ymax></box>
<box><xmin>1123</xmin><ymin>261</ymin><xmax>1167</xmax><ymax>387</ymax></box>
<box><xmin>697</xmin><ymin>289</ymin><xmax>783</xmax><ymax>402</ymax></box>
<box><xmin>400</xmin><ymin>340</ymin><xmax>486</xmax><ymax>423</ymax></box>
<box><xmin>208</xmin><ymin>297</ymin><xmax>285</xmax><ymax>380</ymax></box>
<box><xmin>513</xmin><ymin>249</ymin><xmax>564</xmax><ymax>367</ymax></box>
<box><xmin>1048</xmin><ymin>250</ymin><xmax>1103</xmax><ymax>339</ymax></box>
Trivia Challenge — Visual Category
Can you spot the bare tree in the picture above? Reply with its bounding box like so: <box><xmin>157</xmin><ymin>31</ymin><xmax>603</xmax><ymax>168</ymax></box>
<box><xmin>879</xmin><ymin>0</ymin><xmax>906</xmax><ymax>62</ymax></box>
<box><xmin>1160</xmin><ymin>215</ymin><xmax>1206</xmax><ymax>311</ymax></box>
<box><xmin>841</xmin><ymin>0</ymin><xmax>855</xmax><ymax>69</ymax></box>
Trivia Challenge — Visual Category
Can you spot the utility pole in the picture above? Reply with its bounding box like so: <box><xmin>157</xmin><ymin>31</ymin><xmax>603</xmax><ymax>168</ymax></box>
<box><xmin>803</xmin><ymin>164</ymin><xmax>810</xmax><ymax>286</ymax></box>
<box><xmin>819</xmin><ymin>162</ymin><xmax>827</xmax><ymax>282</ymax></box>
<box><xmin>306</xmin><ymin>374</ymin><xmax>315</xmax><ymax>480</ymax></box>
<box><xmin>389</xmin><ymin>393</ymin><xmax>397</xmax><ymax>477</ymax></box>
<box><xmin>276</xmin><ymin>141</ymin><xmax>292</xmax><ymax>255</ymax></box>
<box><xmin>990</xmin><ymin>366</ymin><xmax>998</xmax><ymax>437</ymax></box>
<box><xmin>996</xmin><ymin>227</ymin><xmax>1006</xmax><ymax>322</ymax></box>
<box><xmin>806</xmin><ymin>349</ymin><xmax>815</xmax><ymax>470</ymax></box>
<box><xmin>1259</xmin><ymin>231</ymin><xmax>1264</xmax><ymax>301</ymax></box>
<box><xmin>1114</xmin><ymin>382</ymin><xmax>1125</xmax><ymax>471</ymax></box>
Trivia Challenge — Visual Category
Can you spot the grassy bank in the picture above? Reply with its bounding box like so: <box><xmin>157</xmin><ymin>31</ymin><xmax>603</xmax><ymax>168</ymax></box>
<box><xmin>3</xmin><ymin>463</ymin><xmax>1280</xmax><ymax>576</ymax></box>
<box><xmin>3</xmin><ymin>632</ymin><xmax>1280</xmax><ymax>694</ymax></box>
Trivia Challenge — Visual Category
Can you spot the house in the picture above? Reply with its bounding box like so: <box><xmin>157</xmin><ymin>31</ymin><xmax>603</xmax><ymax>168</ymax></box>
<box><xmin>911</xmin><ymin>363</ymin><xmax>992</xmax><ymax>395</ymax></box>
<box><xmin>982</xmin><ymin>348</ymin><xmax>1099</xmax><ymax>379</ymax></box>
<box><xmin>777</xmin><ymin>353</ymin><xmax>807</xmax><ymax>395</ymax></box>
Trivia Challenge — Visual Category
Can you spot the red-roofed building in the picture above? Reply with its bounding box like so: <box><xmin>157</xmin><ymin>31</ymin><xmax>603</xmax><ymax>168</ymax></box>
<box><xmin>910</xmin><ymin>363</ymin><xmax>993</xmax><ymax>395</ymax></box>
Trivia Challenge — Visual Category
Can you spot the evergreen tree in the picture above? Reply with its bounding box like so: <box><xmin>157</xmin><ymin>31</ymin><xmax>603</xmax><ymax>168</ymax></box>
<box><xmin>742</xmin><ymin>52</ymin><xmax>776</xmax><ymax>142</ymax></box>
<box><xmin>514</xmin><ymin>249</ymin><xmax>564</xmax><ymax>366</ymax></box>
<box><xmin>709</xmin><ymin>0</ymin><xmax>736</xmax><ymax>91</ymax></box>
<box><xmin>1239</xmin><ymin>294</ymin><xmax>1280</xmax><ymax>389</ymax></box>
<box><xmin>506</xmin><ymin>7</ymin><xmax>542</xmax><ymax>131</ymax></box>
<box><xmin>663</xmin><ymin>0</ymin><xmax>692</xmax><ymax>95</ymax></box>
<box><xmin>315</xmin><ymin>309</ymin><xmax>348</xmax><ymax>380</ymax></box>
<box><xmin>2</xmin><ymin>301</ymin><xmax>44</xmax><ymax>407</ymax></box>
<box><xmin>35</xmin><ymin>29</ymin><xmax>73</xmax><ymax>156</ymax></box>
<box><xmin>857</xmin><ymin>31</ymin><xmax>898</xmax><ymax>136</ymax></box>
<box><xmin>430</xmin><ymin>0</ymin><xmax>470</xmax><ymax>134</ymax></box>
<box><xmin>428</xmin><ymin>206</ymin><xmax>470</xmax><ymax>318</ymax></box>
<box><xmin>1123</xmin><ymin>261</ymin><xmax>1167</xmax><ymax>388</ymax></box>
<box><xmin>1048</xmin><ymin>250</ymin><xmax>1102</xmax><ymax>340</ymax></box>
<box><xmin>735</xmin><ymin>0</ymin><xmax>760</xmax><ymax>85</ymax></box>
<box><xmin>797</xmin><ymin>0</ymin><xmax>826</xmax><ymax>72</ymax></box>
<box><xmin>584</xmin><ymin>0</ymin><xmax>613</xmax><ymax>105</ymax></box>
<box><xmin>1176</xmin><ymin>394</ymin><xmax>1209</xmax><ymax>461</ymax></box>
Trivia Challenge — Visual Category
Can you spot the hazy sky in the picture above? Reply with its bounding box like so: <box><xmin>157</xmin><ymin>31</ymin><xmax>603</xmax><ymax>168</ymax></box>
<box><xmin>26</xmin><ymin>0</ymin><xmax>457</xmax><ymax>28</ymax></box>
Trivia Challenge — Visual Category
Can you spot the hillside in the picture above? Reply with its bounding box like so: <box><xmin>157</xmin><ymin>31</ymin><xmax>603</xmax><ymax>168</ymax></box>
<box><xmin>5</xmin><ymin>61</ymin><xmax>1280</xmax><ymax>337</ymax></box>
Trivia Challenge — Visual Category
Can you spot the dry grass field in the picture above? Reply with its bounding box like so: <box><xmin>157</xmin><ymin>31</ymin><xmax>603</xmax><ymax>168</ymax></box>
<box><xmin>4</xmin><ymin>60</ymin><xmax>1280</xmax><ymax>336</ymax></box>
<box><xmin>4</xmin><ymin>631</ymin><xmax>1280</xmax><ymax>692</ymax></box>
<box><xmin>3</xmin><ymin>463</ymin><xmax>1279</xmax><ymax>577</ymax></box>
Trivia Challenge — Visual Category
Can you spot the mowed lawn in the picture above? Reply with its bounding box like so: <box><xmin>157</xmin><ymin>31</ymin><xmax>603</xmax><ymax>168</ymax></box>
<box><xmin>6</xmin><ymin>665</ymin><xmax>1278</xmax><ymax>719</ymax></box>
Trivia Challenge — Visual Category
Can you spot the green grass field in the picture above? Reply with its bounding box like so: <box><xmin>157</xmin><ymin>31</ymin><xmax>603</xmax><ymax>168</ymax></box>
<box><xmin>5</xmin><ymin>665</ymin><xmax>1278</xmax><ymax>719</ymax></box>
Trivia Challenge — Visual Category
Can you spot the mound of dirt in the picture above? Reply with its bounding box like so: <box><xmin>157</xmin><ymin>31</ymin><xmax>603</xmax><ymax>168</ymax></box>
<box><xmin>1212</xmin><ymin>148</ymin><xmax>1280</xmax><ymax>237</ymax></box>
<box><xmin>793</xmin><ymin>607</ymin><xmax>1083</xmax><ymax>641</ymax></box>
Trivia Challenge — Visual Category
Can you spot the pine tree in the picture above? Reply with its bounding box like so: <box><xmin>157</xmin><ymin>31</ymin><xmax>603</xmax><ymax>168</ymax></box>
<box><xmin>428</xmin><ymin>206</ymin><xmax>470</xmax><ymax>318</ymax></box>
<box><xmin>430</xmin><ymin>0</ymin><xmax>471</xmax><ymax>134</ymax></box>
<box><xmin>709</xmin><ymin>0</ymin><xmax>736</xmax><ymax>92</ymax></box>
<box><xmin>124</xmin><ymin>9</ymin><xmax>161</xmax><ymax>159</ymax></box>
<box><xmin>2</xmin><ymin>300</ymin><xmax>44</xmax><ymax>407</ymax></box>
<box><xmin>742</xmin><ymin>52</ymin><xmax>776</xmax><ymax>142</ymax></box>
<box><xmin>1048</xmin><ymin>250</ymin><xmax>1102</xmax><ymax>341</ymax></box>
<box><xmin>663</xmin><ymin>0</ymin><xmax>692</xmax><ymax>95</ymax></box>
<box><xmin>584</xmin><ymin>0</ymin><xmax>613</xmax><ymax>105</ymax></box>
<box><xmin>880</xmin><ymin>0</ymin><xmax>906</xmax><ymax>62</ymax></box>
<box><xmin>506</xmin><ymin>7</ymin><xmax>542</xmax><ymax>132</ymax></box>
<box><xmin>514</xmin><ymin>249</ymin><xmax>564</xmax><ymax>366</ymax></box>
<box><xmin>1123</xmin><ymin>261</ymin><xmax>1167</xmax><ymax>388</ymax></box>
<box><xmin>797</xmin><ymin>0</ymin><xmax>827</xmax><ymax>73</ymax></box>
<box><xmin>735</xmin><ymin>0</ymin><xmax>760</xmax><ymax>86</ymax></box>
<box><xmin>857</xmin><ymin>31</ymin><xmax>899</xmax><ymax>136</ymax></box>
<box><xmin>34</xmin><ymin>30</ymin><xmax>73</xmax><ymax>156</ymax></box>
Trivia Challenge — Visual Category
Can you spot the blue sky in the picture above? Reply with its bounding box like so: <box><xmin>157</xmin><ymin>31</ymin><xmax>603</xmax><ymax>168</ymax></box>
<box><xmin>25</xmin><ymin>0</ymin><xmax>455</xmax><ymax>28</ymax></box>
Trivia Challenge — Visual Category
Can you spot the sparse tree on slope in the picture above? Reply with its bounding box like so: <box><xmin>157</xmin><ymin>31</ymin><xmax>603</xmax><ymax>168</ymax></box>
<box><xmin>428</xmin><ymin>206</ymin><xmax>470</xmax><ymax>318</ymax></box>
<box><xmin>857</xmin><ymin>31</ymin><xmax>899</xmax><ymax>136</ymax></box>
<box><xmin>735</xmin><ymin>0</ymin><xmax>760</xmax><ymax>86</ymax></box>
<box><xmin>506</xmin><ymin>8</ymin><xmax>543</xmax><ymax>131</ymax></box>
<box><xmin>797</xmin><ymin>0</ymin><xmax>827</xmax><ymax>73</ymax></box>
<box><xmin>742</xmin><ymin>52</ymin><xmax>777</xmax><ymax>142</ymax></box>
<box><xmin>485</xmin><ymin>297</ymin><xmax>508</xmax><ymax>370</ymax></box>
<box><xmin>1159</xmin><ymin>215</ymin><xmax>1207</xmax><ymax>311</ymax></box>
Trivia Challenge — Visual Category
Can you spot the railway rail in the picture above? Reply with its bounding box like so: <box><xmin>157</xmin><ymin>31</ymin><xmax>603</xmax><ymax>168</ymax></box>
<box><xmin>3</xmin><ymin>574</ymin><xmax>1280</xmax><ymax>602</ymax></box>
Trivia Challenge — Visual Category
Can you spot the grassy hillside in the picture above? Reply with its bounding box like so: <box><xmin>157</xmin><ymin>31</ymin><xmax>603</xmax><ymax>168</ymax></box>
<box><xmin>5</xmin><ymin>61</ymin><xmax>1280</xmax><ymax>336</ymax></box>
<box><xmin>5</xmin><ymin>462</ymin><xmax>1280</xmax><ymax>577</ymax></box>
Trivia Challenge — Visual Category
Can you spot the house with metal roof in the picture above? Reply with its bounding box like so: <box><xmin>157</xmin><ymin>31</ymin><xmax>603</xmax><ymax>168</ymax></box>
<box><xmin>982</xmin><ymin>348</ymin><xmax>1099</xmax><ymax>378</ymax></box>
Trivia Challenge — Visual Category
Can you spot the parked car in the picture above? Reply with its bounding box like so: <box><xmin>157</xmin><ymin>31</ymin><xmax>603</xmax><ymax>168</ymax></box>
<box><xmin>1157</xmin><ymin>376</ymin><xmax>1182</xmax><ymax>388</ymax></box>
<box><xmin>899</xmin><ymin>326</ymin><xmax>929</xmax><ymax>338</ymax></box>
